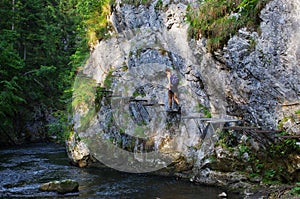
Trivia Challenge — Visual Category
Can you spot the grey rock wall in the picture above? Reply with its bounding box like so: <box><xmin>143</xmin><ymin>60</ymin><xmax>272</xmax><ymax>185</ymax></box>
<box><xmin>222</xmin><ymin>0</ymin><xmax>300</xmax><ymax>128</ymax></box>
<box><xmin>67</xmin><ymin>0</ymin><xmax>300</xmax><ymax>192</ymax></box>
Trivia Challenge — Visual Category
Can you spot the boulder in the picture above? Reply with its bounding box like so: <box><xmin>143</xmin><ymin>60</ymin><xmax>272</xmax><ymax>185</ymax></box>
<box><xmin>39</xmin><ymin>179</ymin><xmax>79</xmax><ymax>194</ymax></box>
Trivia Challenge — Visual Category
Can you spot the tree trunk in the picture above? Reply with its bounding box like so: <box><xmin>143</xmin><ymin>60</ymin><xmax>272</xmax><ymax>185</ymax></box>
<box><xmin>23</xmin><ymin>45</ymin><xmax>26</xmax><ymax>61</ymax></box>
<box><xmin>12</xmin><ymin>0</ymin><xmax>15</xmax><ymax>30</ymax></box>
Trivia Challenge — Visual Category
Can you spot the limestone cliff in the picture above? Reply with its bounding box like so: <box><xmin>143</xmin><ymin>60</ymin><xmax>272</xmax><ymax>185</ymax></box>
<box><xmin>67</xmin><ymin>0</ymin><xmax>300</xmax><ymax>193</ymax></box>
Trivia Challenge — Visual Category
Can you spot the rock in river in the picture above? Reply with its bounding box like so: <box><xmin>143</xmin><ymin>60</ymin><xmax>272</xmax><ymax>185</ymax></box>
<box><xmin>39</xmin><ymin>179</ymin><xmax>79</xmax><ymax>194</ymax></box>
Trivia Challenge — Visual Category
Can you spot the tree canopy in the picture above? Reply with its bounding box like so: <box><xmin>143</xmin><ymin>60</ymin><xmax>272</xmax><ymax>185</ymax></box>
<box><xmin>0</xmin><ymin>0</ymin><xmax>114</xmax><ymax>145</ymax></box>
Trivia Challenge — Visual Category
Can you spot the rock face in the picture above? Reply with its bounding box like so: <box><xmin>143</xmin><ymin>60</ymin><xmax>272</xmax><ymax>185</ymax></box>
<box><xmin>223</xmin><ymin>0</ymin><xmax>300</xmax><ymax>128</ymax></box>
<box><xmin>67</xmin><ymin>0</ymin><xmax>300</xmax><ymax>191</ymax></box>
<box><xmin>66</xmin><ymin>131</ymin><xmax>90</xmax><ymax>167</ymax></box>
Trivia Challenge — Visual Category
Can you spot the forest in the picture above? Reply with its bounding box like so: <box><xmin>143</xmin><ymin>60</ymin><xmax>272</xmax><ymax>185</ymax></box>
<box><xmin>0</xmin><ymin>0</ymin><xmax>114</xmax><ymax>145</ymax></box>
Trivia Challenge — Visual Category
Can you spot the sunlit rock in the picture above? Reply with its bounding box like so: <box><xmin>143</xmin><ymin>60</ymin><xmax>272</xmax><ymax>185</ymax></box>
<box><xmin>66</xmin><ymin>132</ymin><xmax>90</xmax><ymax>167</ymax></box>
<box><xmin>67</xmin><ymin>0</ymin><xmax>300</xmax><ymax>192</ymax></box>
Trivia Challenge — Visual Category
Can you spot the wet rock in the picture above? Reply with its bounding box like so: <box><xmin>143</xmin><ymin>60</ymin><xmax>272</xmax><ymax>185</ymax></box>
<box><xmin>66</xmin><ymin>132</ymin><xmax>90</xmax><ymax>167</ymax></box>
<box><xmin>39</xmin><ymin>179</ymin><xmax>79</xmax><ymax>194</ymax></box>
<box><xmin>218</xmin><ymin>192</ymin><xmax>227</xmax><ymax>198</ymax></box>
<box><xmin>195</xmin><ymin>169</ymin><xmax>251</xmax><ymax>189</ymax></box>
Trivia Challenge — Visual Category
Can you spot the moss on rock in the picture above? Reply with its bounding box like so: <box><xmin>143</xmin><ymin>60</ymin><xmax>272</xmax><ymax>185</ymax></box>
<box><xmin>39</xmin><ymin>179</ymin><xmax>79</xmax><ymax>194</ymax></box>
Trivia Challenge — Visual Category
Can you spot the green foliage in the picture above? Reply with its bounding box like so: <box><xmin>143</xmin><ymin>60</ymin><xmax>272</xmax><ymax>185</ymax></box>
<box><xmin>0</xmin><ymin>28</ymin><xmax>25</xmax><ymax>142</ymax></box>
<box><xmin>270</xmin><ymin>132</ymin><xmax>300</xmax><ymax>157</ymax></box>
<box><xmin>122</xmin><ymin>0</ymin><xmax>152</xmax><ymax>6</ymax></box>
<box><xmin>95</xmin><ymin>84</ymin><xmax>113</xmax><ymax>113</ymax></box>
<box><xmin>155</xmin><ymin>0</ymin><xmax>164</xmax><ymax>10</ymax></box>
<box><xmin>134</xmin><ymin>126</ymin><xmax>145</xmax><ymax>137</ymax></box>
<box><xmin>71</xmin><ymin>76</ymin><xmax>97</xmax><ymax>132</ymax></box>
<box><xmin>217</xmin><ymin>130</ymin><xmax>238</xmax><ymax>149</ymax></box>
<box><xmin>95</xmin><ymin>87</ymin><xmax>105</xmax><ymax>112</ymax></box>
<box><xmin>70</xmin><ymin>51</ymin><xmax>89</xmax><ymax>72</ymax></box>
<box><xmin>248</xmin><ymin>38</ymin><xmax>257</xmax><ymax>50</ymax></box>
<box><xmin>292</xmin><ymin>183</ymin><xmax>300</xmax><ymax>196</ymax></box>
<box><xmin>0</xmin><ymin>0</ymin><xmax>119</xmax><ymax>144</ymax></box>
<box><xmin>132</xmin><ymin>87</ymin><xmax>146</xmax><ymax>98</ymax></box>
<box><xmin>122</xmin><ymin>64</ymin><xmax>128</xmax><ymax>72</ymax></box>
<box><xmin>195</xmin><ymin>103</ymin><xmax>212</xmax><ymax>118</ymax></box>
<box><xmin>76</xmin><ymin>0</ymin><xmax>115</xmax><ymax>46</ymax></box>
<box><xmin>72</xmin><ymin>75</ymin><xmax>98</xmax><ymax>132</ymax></box>
<box><xmin>104</xmin><ymin>70</ymin><xmax>114</xmax><ymax>89</ymax></box>
<box><xmin>238</xmin><ymin>144</ymin><xmax>249</xmax><ymax>157</ymax></box>
<box><xmin>277</xmin><ymin>116</ymin><xmax>290</xmax><ymax>130</ymax></box>
<box><xmin>186</xmin><ymin>0</ymin><xmax>270</xmax><ymax>52</ymax></box>
<box><xmin>107</xmin><ymin>114</ymin><xmax>114</xmax><ymax>128</ymax></box>
<box><xmin>249</xmin><ymin>134</ymin><xmax>299</xmax><ymax>184</ymax></box>
<box><xmin>254</xmin><ymin>159</ymin><xmax>264</xmax><ymax>173</ymax></box>
<box><xmin>72</xmin><ymin>76</ymin><xmax>96</xmax><ymax>109</ymax></box>
<box><xmin>79</xmin><ymin>109</ymin><xmax>96</xmax><ymax>132</ymax></box>
<box><xmin>263</xmin><ymin>169</ymin><xmax>278</xmax><ymax>184</ymax></box>
<box><xmin>47</xmin><ymin>110</ymin><xmax>70</xmax><ymax>142</ymax></box>
<box><xmin>0</xmin><ymin>0</ymin><xmax>85</xmax><ymax>144</ymax></box>
<box><xmin>136</xmin><ymin>48</ymin><xmax>144</xmax><ymax>58</ymax></box>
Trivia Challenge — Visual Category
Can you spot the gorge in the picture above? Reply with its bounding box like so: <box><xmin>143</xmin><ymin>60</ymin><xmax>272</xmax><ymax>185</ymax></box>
<box><xmin>67</xmin><ymin>0</ymin><xmax>300</xmax><ymax>197</ymax></box>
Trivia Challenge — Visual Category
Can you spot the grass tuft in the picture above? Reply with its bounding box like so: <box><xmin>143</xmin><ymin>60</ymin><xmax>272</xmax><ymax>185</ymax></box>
<box><xmin>186</xmin><ymin>0</ymin><xmax>270</xmax><ymax>52</ymax></box>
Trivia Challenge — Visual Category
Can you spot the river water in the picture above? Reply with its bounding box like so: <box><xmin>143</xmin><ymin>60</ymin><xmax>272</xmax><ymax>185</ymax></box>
<box><xmin>0</xmin><ymin>143</ymin><xmax>240</xmax><ymax>198</ymax></box>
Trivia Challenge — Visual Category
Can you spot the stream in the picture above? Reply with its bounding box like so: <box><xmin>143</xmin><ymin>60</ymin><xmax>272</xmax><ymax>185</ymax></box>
<box><xmin>0</xmin><ymin>143</ymin><xmax>240</xmax><ymax>198</ymax></box>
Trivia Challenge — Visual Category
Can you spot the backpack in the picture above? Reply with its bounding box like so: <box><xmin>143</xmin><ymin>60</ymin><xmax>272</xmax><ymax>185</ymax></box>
<box><xmin>170</xmin><ymin>73</ymin><xmax>179</xmax><ymax>87</ymax></box>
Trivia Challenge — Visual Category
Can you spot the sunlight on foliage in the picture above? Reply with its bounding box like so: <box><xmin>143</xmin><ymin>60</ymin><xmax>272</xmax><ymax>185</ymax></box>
<box><xmin>72</xmin><ymin>75</ymin><xmax>98</xmax><ymax>132</ymax></box>
<box><xmin>72</xmin><ymin>75</ymin><xmax>96</xmax><ymax>110</ymax></box>
<box><xmin>77</xmin><ymin>0</ymin><xmax>115</xmax><ymax>47</ymax></box>
<box><xmin>186</xmin><ymin>0</ymin><xmax>270</xmax><ymax>52</ymax></box>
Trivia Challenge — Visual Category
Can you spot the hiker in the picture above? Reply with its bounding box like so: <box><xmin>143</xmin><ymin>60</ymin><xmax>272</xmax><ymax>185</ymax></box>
<box><xmin>165</xmin><ymin>68</ymin><xmax>180</xmax><ymax>110</ymax></box>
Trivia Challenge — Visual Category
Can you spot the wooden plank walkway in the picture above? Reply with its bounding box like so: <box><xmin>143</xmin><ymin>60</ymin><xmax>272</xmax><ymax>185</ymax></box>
<box><xmin>278</xmin><ymin>135</ymin><xmax>300</xmax><ymax>139</ymax></box>
<box><xmin>181</xmin><ymin>117</ymin><xmax>239</xmax><ymax>122</ymax></box>
<box><xmin>222</xmin><ymin>126</ymin><xmax>281</xmax><ymax>133</ymax></box>
<box><xmin>106</xmin><ymin>95</ymin><xmax>122</xmax><ymax>98</ymax></box>
<box><xmin>280</xmin><ymin>102</ymin><xmax>300</xmax><ymax>107</ymax></box>
<box><xmin>129</xmin><ymin>99</ymin><xmax>148</xmax><ymax>102</ymax></box>
<box><xmin>110</xmin><ymin>96</ymin><xmax>132</xmax><ymax>99</ymax></box>
<box><xmin>206</xmin><ymin>119</ymin><xmax>240</xmax><ymax>123</ymax></box>
<box><xmin>97</xmin><ymin>90</ymin><xmax>113</xmax><ymax>93</ymax></box>
<box><xmin>181</xmin><ymin>116</ymin><xmax>238</xmax><ymax>121</ymax></box>
<box><xmin>222</xmin><ymin>126</ymin><xmax>261</xmax><ymax>130</ymax></box>
<box><xmin>181</xmin><ymin>116</ymin><xmax>212</xmax><ymax>120</ymax></box>
<box><xmin>142</xmin><ymin>103</ymin><xmax>164</xmax><ymax>107</ymax></box>
<box><xmin>255</xmin><ymin>130</ymin><xmax>282</xmax><ymax>133</ymax></box>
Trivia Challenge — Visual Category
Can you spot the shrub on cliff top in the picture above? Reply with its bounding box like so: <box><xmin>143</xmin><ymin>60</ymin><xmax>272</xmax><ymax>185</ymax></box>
<box><xmin>187</xmin><ymin>0</ymin><xmax>270</xmax><ymax>52</ymax></box>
